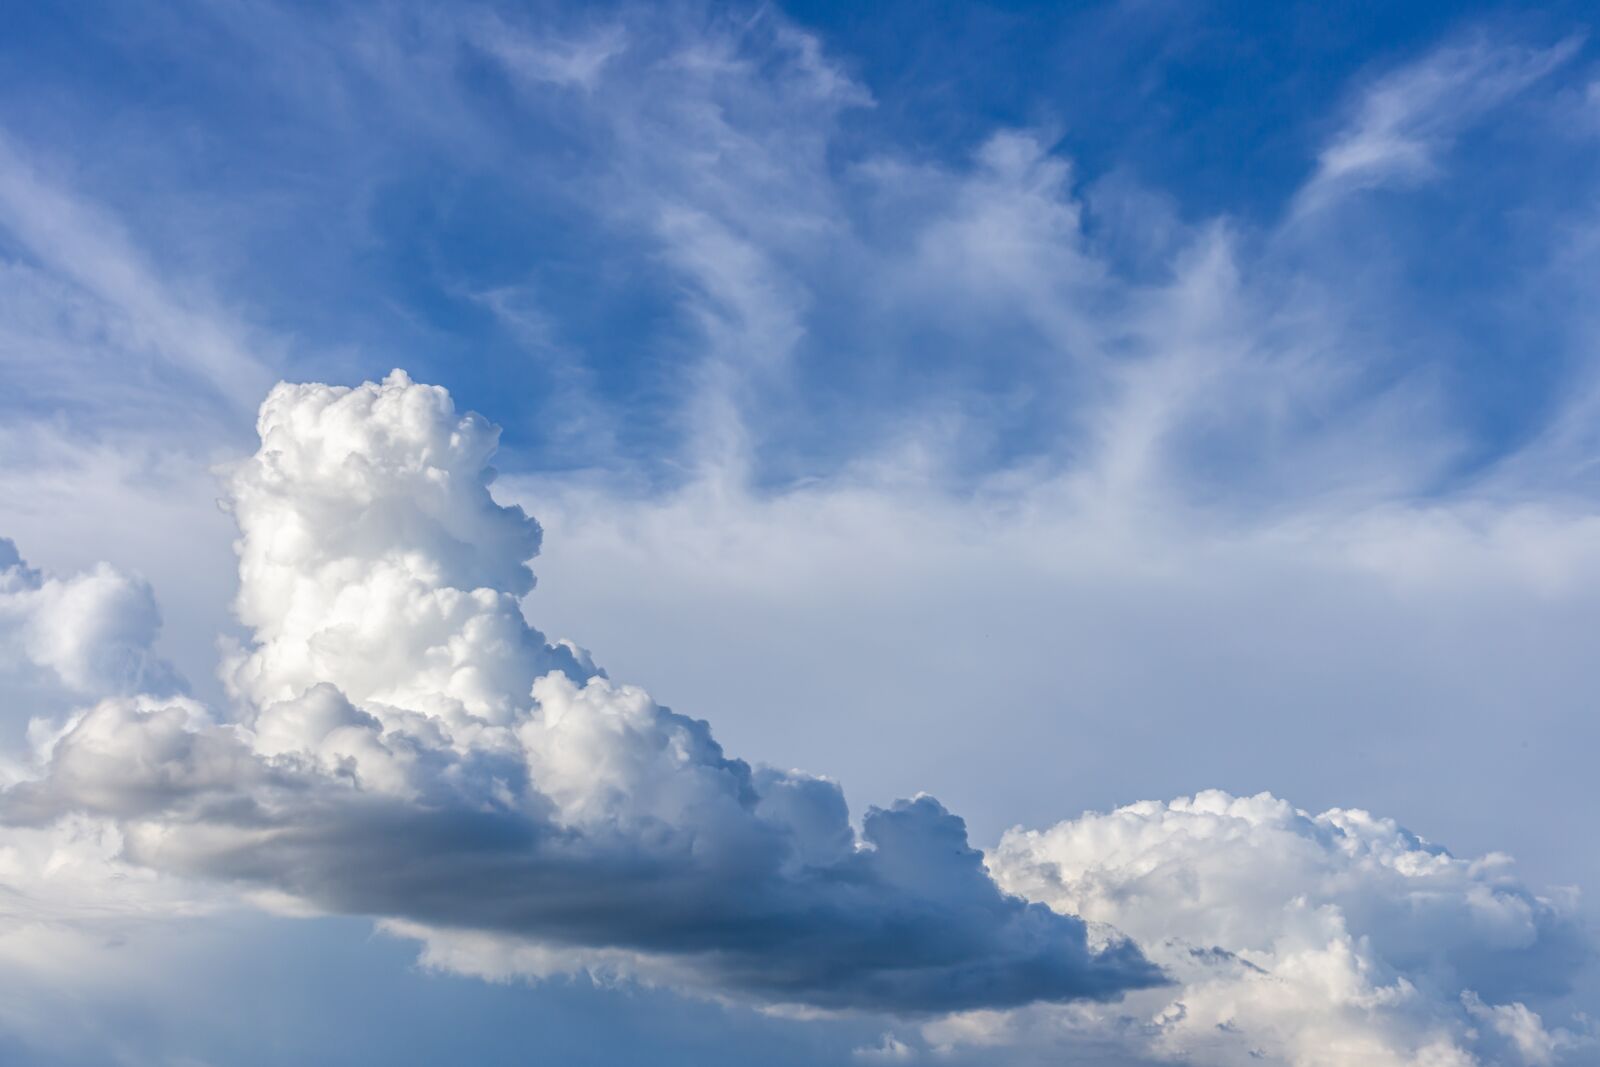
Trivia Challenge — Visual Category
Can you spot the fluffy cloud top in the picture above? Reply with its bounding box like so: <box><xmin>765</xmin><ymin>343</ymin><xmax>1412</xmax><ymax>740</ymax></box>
<box><xmin>223</xmin><ymin>372</ymin><xmax>593</xmax><ymax>724</ymax></box>
<box><xmin>976</xmin><ymin>791</ymin><xmax>1588</xmax><ymax>1066</ymax></box>
<box><xmin>0</xmin><ymin>371</ymin><xmax>1161</xmax><ymax>1015</ymax></box>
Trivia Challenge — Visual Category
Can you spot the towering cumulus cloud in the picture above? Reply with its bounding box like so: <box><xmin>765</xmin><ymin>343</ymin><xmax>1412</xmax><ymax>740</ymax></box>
<box><xmin>0</xmin><ymin>371</ymin><xmax>1159</xmax><ymax>1014</ymax></box>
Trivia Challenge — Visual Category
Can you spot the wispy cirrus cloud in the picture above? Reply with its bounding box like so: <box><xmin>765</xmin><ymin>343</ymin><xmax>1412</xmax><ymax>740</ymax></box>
<box><xmin>0</xmin><ymin>132</ymin><xmax>275</xmax><ymax>418</ymax></box>
<box><xmin>1296</xmin><ymin>33</ymin><xmax>1583</xmax><ymax>213</ymax></box>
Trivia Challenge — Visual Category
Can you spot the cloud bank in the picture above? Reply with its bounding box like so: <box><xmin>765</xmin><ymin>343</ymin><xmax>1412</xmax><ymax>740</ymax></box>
<box><xmin>0</xmin><ymin>371</ymin><xmax>1161</xmax><ymax>1016</ymax></box>
<box><xmin>0</xmin><ymin>370</ymin><xmax>1587</xmax><ymax>1066</ymax></box>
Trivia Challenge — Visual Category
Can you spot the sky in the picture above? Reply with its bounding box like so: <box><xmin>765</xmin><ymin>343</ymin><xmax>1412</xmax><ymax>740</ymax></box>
<box><xmin>2</xmin><ymin>2</ymin><xmax>1600</xmax><ymax>1064</ymax></box>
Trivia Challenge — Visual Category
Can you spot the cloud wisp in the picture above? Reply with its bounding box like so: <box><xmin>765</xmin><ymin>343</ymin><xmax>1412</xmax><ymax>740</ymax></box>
<box><xmin>1297</xmin><ymin>33</ymin><xmax>1583</xmax><ymax>214</ymax></box>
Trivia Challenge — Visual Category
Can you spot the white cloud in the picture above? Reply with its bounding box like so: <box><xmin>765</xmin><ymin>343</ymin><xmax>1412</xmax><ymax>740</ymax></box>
<box><xmin>1462</xmin><ymin>991</ymin><xmax>1572</xmax><ymax>1066</ymax></box>
<box><xmin>0</xmin><ymin>538</ymin><xmax>182</xmax><ymax>709</ymax></box>
<box><xmin>1298</xmin><ymin>35</ymin><xmax>1582</xmax><ymax>212</ymax></box>
<box><xmin>220</xmin><ymin>371</ymin><xmax>589</xmax><ymax>731</ymax></box>
<box><xmin>977</xmin><ymin>790</ymin><xmax>1588</xmax><ymax>1066</ymax></box>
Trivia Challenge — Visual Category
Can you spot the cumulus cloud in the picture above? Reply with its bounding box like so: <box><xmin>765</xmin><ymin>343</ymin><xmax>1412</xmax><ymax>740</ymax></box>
<box><xmin>974</xmin><ymin>790</ymin><xmax>1589</xmax><ymax>1066</ymax></box>
<box><xmin>0</xmin><ymin>537</ymin><xmax>181</xmax><ymax>704</ymax></box>
<box><xmin>0</xmin><ymin>540</ymin><xmax>209</xmax><ymax>1058</ymax></box>
<box><xmin>0</xmin><ymin>371</ymin><xmax>1160</xmax><ymax>1016</ymax></box>
<box><xmin>220</xmin><ymin>372</ymin><xmax>592</xmax><ymax>727</ymax></box>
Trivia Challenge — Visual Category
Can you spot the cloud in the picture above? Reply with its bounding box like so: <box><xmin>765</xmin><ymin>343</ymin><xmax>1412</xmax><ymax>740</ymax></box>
<box><xmin>0</xmin><ymin>538</ymin><xmax>182</xmax><ymax>709</ymax></box>
<box><xmin>0</xmin><ymin>131</ymin><xmax>275</xmax><ymax>416</ymax></box>
<box><xmin>1297</xmin><ymin>34</ymin><xmax>1582</xmax><ymax>212</ymax></box>
<box><xmin>0</xmin><ymin>370</ymin><xmax>1592</xmax><ymax>1061</ymax></box>
<box><xmin>973</xmin><ymin>790</ymin><xmax>1589</xmax><ymax>1066</ymax></box>
<box><xmin>0</xmin><ymin>126</ymin><xmax>287</xmax><ymax>707</ymax></box>
<box><xmin>0</xmin><ymin>812</ymin><xmax>225</xmax><ymax>1062</ymax></box>
<box><xmin>853</xmin><ymin>1032</ymin><xmax>915</xmax><ymax>1062</ymax></box>
<box><xmin>0</xmin><ymin>371</ymin><xmax>1161</xmax><ymax>1016</ymax></box>
<box><xmin>475</xmin><ymin>7</ymin><xmax>871</xmax><ymax>474</ymax></box>
<box><xmin>0</xmin><ymin>547</ymin><xmax>215</xmax><ymax>1061</ymax></box>
<box><xmin>474</xmin><ymin>20</ymin><xmax>628</xmax><ymax>92</ymax></box>
<box><xmin>220</xmin><ymin>371</ymin><xmax>591</xmax><ymax>723</ymax></box>
<box><xmin>0</xmin><ymin>8</ymin><xmax>1598</xmax><ymax>1060</ymax></box>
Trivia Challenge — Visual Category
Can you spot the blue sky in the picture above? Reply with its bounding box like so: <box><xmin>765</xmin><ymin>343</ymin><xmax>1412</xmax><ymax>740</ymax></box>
<box><xmin>3</xmin><ymin>2</ymin><xmax>1600</xmax><ymax>1065</ymax></box>
<box><xmin>5</xmin><ymin>0</ymin><xmax>1597</xmax><ymax>485</ymax></box>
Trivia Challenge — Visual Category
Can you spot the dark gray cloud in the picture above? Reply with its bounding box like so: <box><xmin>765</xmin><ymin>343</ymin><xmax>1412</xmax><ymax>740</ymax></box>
<box><xmin>3</xmin><ymin>690</ymin><xmax>1161</xmax><ymax>1013</ymax></box>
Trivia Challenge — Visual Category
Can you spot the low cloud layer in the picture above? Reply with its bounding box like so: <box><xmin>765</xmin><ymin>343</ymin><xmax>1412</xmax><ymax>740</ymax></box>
<box><xmin>0</xmin><ymin>372</ymin><xmax>1588</xmax><ymax>1062</ymax></box>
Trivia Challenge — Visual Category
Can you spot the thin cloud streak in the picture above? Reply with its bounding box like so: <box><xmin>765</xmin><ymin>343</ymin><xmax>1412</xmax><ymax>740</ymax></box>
<box><xmin>1295</xmin><ymin>33</ymin><xmax>1584</xmax><ymax>214</ymax></box>
<box><xmin>0</xmin><ymin>132</ymin><xmax>275</xmax><ymax>414</ymax></box>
